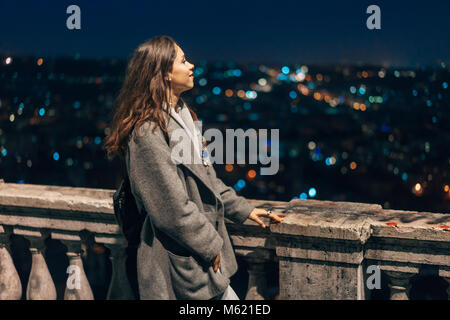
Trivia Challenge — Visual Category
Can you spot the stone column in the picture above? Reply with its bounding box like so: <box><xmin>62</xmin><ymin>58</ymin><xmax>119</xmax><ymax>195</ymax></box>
<box><xmin>0</xmin><ymin>226</ymin><xmax>22</xmax><ymax>300</ymax></box>
<box><xmin>243</xmin><ymin>257</ymin><xmax>267</xmax><ymax>300</ymax></box>
<box><xmin>105</xmin><ymin>244</ymin><xmax>135</xmax><ymax>300</ymax></box>
<box><xmin>270</xmin><ymin>200</ymin><xmax>376</xmax><ymax>300</ymax></box>
<box><xmin>63</xmin><ymin>241</ymin><xmax>94</xmax><ymax>300</ymax></box>
<box><xmin>26</xmin><ymin>235</ymin><xmax>57</xmax><ymax>300</ymax></box>
<box><xmin>384</xmin><ymin>271</ymin><xmax>414</xmax><ymax>300</ymax></box>
<box><xmin>276</xmin><ymin>238</ymin><xmax>366</xmax><ymax>300</ymax></box>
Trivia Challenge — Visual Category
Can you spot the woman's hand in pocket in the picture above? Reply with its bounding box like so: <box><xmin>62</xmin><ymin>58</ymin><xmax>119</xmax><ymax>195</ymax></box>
<box><xmin>212</xmin><ymin>253</ymin><xmax>221</xmax><ymax>272</ymax></box>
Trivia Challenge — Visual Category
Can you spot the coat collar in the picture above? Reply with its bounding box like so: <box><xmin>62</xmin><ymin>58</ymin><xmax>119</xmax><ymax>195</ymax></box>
<box><xmin>162</xmin><ymin>107</ymin><xmax>221</xmax><ymax>201</ymax></box>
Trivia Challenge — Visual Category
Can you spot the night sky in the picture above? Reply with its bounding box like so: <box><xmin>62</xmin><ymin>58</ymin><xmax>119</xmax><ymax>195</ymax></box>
<box><xmin>1</xmin><ymin>0</ymin><xmax>449</xmax><ymax>66</ymax></box>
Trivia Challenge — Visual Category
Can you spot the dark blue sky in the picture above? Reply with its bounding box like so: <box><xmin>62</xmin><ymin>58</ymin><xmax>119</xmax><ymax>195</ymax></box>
<box><xmin>1</xmin><ymin>0</ymin><xmax>449</xmax><ymax>66</ymax></box>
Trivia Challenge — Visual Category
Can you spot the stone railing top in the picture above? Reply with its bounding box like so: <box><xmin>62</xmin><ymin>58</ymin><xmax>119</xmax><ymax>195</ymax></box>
<box><xmin>271</xmin><ymin>199</ymin><xmax>450</xmax><ymax>243</ymax></box>
<box><xmin>0</xmin><ymin>181</ymin><xmax>449</xmax><ymax>247</ymax></box>
<box><xmin>0</xmin><ymin>180</ymin><xmax>120</xmax><ymax>245</ymax></box>
<box><xmin>0</xmin><ymin>180</ymin><xmax>114</xmax><ymax>213</ymax></box>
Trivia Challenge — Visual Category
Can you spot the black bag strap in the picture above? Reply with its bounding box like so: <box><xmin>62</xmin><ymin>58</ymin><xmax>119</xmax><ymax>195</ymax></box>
<box><xmin>117</xmin><ymin>126</ymin><xmax>170</xmax><ymax>244</ymax></box>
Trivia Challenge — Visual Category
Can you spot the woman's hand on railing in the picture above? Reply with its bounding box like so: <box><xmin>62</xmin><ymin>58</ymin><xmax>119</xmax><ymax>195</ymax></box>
<box><xmin>247</xmin><ymin>208</ymin><xmax>285</xmax><ymax>229</ymax></box>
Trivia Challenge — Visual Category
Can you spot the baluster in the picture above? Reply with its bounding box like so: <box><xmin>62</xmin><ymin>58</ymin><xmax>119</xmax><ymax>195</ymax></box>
<box><xmin>26</xmin><ymin>235</ymin><xmax>57</xmax><ymax>300</ymax></box>
<box><xmin>385</xmin><ymin>271</ymin><xmax>414</xmax><ymax>300</ymax></box>
<box><xmin>243</xmin><ymin>257</ymin><xmax>268</xmax><ymax>300</ymax></box>
<box><xmin>0</xmin><ymin>226</ymin><xmax>22</xmax><ymax>300</ymax></box>
<box><xmin>63</xmin><ymin>241</ymin><xmax>94</xmax><ymax>300</ymax></box>
<box><xmin>106</xmin><ymin>244</ymin><xmax>135</xmax><ymax>300</ymax></box>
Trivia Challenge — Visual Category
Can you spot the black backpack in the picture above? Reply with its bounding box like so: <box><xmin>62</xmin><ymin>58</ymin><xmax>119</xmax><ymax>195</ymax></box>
<box><xmin>112</xmin><ymin>167</ymin><xmax>146</xmax><ymax>299</ymax></box>
<box><xmin>112</xmin><ymin>129</ymin><xmax>169</xmax><ymax>247</ymax></box>
<box><xmin>112</xmin><ymin>170</ymin><xmax>146</xmax><ymax>248</ymax></box>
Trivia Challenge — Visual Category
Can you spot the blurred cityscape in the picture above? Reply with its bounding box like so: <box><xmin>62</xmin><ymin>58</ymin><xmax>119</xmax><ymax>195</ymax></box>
<box><xmin>0</xmin><ymin>55</ymin><xmax>449</xmax><ymax>214</ymax></box>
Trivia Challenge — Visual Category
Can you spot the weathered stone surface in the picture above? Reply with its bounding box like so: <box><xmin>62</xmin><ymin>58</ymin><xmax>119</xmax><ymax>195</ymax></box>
<box><xmin>365</xmin><ymin>247</ymin><xmax>449</xmax><ymax>266</ymax></box>
<box><xmin>279</xmin><ymin>257</ymin><xmax>365</xmax><ymax>300</ymax></box>
<box><xmin>0</xmin><ymin>182</ymin><xmax>114</xmax><ymax>213</ymax></box>
<box><xmin>262</xmin><ymin>199</ymin><xmax>449</xmax><ymax>299</ymax></box>
<box><xmin>275</xmin><ymin>239</ymin><xmax>364</xmax><ymax>265</ymax></box>
<box><xmin>26</xmin><ymin>248</ymin><xmax>57</xmax><ymax>300</ymax></box>
<box><xmin>0</xmin><ymin>246</ymin><xmax>22</xmax><ymax>300</ymax></box>
<box><xmin>270</xmin><ymin>200</ymin><xmax>374</xmax><ymax>242</ymax></box>
<box><xmin>369</xmin><ymin>209</ymin><xmax>450</xmax><ymax>242</ymax></box>
<box><xmin>0</xmin><ymin>182</ymin><xmax>124</xmax><ymax>248</ymax></box>
<box><xmin>0</xmin><ymin>182</ymin><xmax>449</xmax><ymax>300</ymax></box>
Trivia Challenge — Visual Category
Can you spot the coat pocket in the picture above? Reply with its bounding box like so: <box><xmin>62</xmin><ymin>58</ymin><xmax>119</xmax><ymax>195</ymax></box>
<box><xmin>166</xmin><ymin>250</ymin><xmax>229</xmax><ymax>300</ymax></box>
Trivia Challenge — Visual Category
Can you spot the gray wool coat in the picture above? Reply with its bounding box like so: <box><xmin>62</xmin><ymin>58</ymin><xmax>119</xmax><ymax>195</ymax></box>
<box><xmin>125</xmin><ymin>108</ymin><xmax>255</xmax><ymax>300</ymax></box>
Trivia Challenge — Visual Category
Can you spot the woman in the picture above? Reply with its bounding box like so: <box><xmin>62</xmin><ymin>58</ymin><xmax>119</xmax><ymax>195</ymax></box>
<box><xmin>103</xmin><ymin>35</ymin><xmax>283</xmax><ymax>300</ymax></box>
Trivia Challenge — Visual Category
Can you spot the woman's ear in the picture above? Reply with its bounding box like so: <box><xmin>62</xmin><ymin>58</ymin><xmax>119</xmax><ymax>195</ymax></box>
<box><xmin>165</xmin><ymin>73</ymin><xmax>172</xmax><ymax>82</ymax></box>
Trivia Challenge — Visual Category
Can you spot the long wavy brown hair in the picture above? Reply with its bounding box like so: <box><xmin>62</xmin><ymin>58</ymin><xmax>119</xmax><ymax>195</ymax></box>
<box><xmin>103</xmin><ymin>35</ymin><xmax>198</xmax><ymax>160</ymax></box>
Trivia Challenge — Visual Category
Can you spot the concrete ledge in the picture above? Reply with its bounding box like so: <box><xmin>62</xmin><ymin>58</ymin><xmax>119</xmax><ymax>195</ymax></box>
<box><xmin>0</xmin><ymin>181</ymin><xmax>449</xmax><ymax>300</ymax></box>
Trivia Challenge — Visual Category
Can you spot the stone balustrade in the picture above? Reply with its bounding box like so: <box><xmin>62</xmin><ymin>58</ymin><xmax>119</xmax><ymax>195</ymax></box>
<box><xmin>0</xmin><ymin>180</ymin><xmax>449</xmax><ymax>300</ymax></box>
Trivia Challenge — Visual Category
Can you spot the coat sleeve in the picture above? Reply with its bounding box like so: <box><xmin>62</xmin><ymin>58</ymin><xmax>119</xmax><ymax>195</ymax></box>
<box><xmin>128</xmin><ymin>127</ymin><xmax>223</xmax><ymax>263</ymax></box>
<box><xmin>208</xmin><ymin>165</ymin><xmax>255</xmax><ymax>224</ymax></box>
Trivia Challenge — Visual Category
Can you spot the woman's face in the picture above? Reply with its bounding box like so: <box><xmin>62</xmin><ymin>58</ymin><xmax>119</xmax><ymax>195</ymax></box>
<box><xmin>168</xmin><ymin>44</ymin><xmax>195</xmax><ymax>95</ymax></box>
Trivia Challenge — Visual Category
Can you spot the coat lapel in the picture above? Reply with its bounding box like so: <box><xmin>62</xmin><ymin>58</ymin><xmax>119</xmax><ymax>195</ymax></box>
<box><xmin>163</xmin><ymin>109</ymin><xmax>221</xmax><ymax>200</ymax></box>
